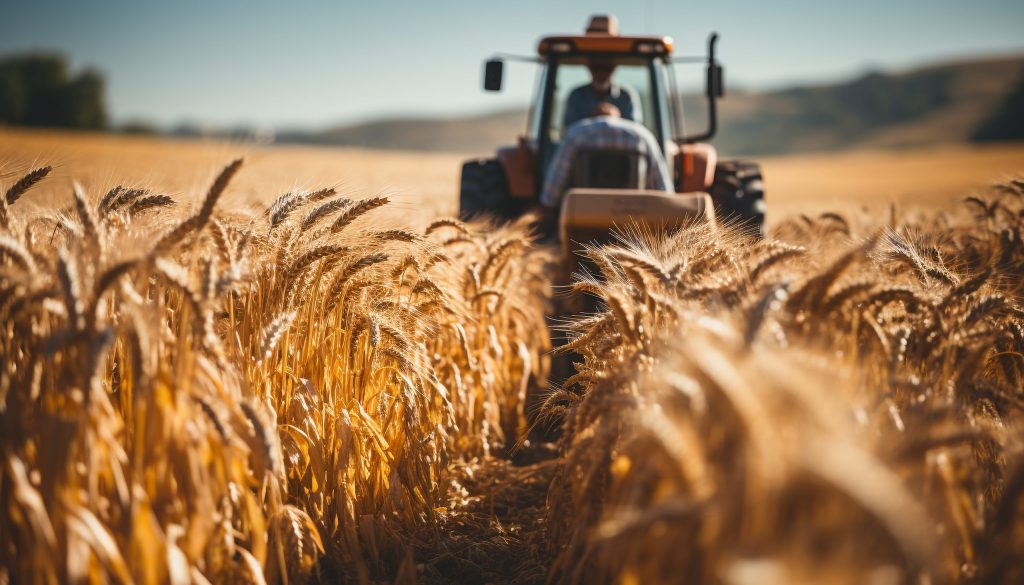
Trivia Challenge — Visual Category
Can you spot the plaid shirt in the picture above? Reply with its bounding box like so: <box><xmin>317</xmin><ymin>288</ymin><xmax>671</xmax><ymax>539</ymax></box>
<box><xmin>540</xmin><ymin>116</ymin><xmax>672</xmax><ymax>208</ymax></box>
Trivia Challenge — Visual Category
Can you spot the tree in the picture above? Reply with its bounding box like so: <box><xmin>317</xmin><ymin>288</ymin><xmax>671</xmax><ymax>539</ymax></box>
<box><xmin>62</xmin><ymin>69</ymin><xmax>107</xmax><ymax>129</ymax></box>
<box><xmin>0</xmin><ymin>52</ymin><xmax>108</xmax><ymax>130</ymax></box>
<box><xmin>0</xmin><ymin>62</ymin><xmax>27</xmax><ymax>122</ymax></box>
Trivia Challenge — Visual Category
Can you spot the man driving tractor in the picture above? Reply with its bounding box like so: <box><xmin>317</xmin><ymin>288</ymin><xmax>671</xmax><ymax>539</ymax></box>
<box><xmin>562</xmin><ymin>58</ymin><xmax>642</xmax><ymax>129</ymax></box>
<box><xmin>562</xmin><ymin>16</ymin><xmax>642</xmax><ymax>128</ymax></box>
<box><xmin>460</xmin><ymin>14</ymin><xmax>766</xmax><ymax>239</ymax></box>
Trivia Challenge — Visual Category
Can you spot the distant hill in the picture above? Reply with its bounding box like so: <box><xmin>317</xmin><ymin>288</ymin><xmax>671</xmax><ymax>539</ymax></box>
<box><xmin>277</xmin><ymin>109</ymin><xmax>527</xmax><ymax>153</ymax></box>
<box><xmin>972</xmin><ymin>66</ymin><xmax>1024</xmax><ymax>142</ymax></box>
<box><xmin>277</xmin><ymin>54</ymin><xmax>1024</xmax><ymax>156</ymax></box>
<box><xmin>710</xmin><ymin>54</ymin><xmax>1024</xmax><ymax>155</ymax></box>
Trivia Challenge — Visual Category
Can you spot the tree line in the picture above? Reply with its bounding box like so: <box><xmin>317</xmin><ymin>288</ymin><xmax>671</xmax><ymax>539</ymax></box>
<box><xmin>0</xmin><ymin>53</ymin><xmax>107</xmax><ymax>130</ymax></box>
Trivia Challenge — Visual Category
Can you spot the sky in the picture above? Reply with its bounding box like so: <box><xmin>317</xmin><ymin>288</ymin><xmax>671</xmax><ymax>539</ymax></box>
<box><xmin>2</xmin><ymin>0</ymin><xmax>1022</xmax><ymax>129</ymax></box>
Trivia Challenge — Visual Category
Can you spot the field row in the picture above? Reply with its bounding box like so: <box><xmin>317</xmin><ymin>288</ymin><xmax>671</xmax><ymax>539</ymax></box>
<box><xmin>1</xmin><ymin>160</ymin><xmax>551</xmax><ymax>582</ymax></box>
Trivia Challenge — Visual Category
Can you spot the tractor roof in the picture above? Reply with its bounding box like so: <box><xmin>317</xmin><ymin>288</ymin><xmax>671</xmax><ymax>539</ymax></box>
<box><xmin>537</xmin><ymin>14</ymin><xmax>674</xmax><ymax>57</ymax></box>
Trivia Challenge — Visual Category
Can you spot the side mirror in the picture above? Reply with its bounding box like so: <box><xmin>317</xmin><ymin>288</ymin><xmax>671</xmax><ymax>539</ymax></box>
<box><xmin>484</xmin><ymin>59</ymin><xmax>504</xmax><ymax>92</ymax></box>
<box><xmin>707</xmin><ymin>64</ymin><xmax>724</xmax><ymax>98</ymax></box>
<box><xmin>683</xmin><ymin>32</ymin><xmax>722</xmax><ymax>143</ymax></box>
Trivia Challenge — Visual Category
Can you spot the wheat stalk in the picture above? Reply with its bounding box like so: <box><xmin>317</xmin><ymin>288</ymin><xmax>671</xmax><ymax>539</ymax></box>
<box><xmin>152</xmin><ymin>158</ymin><xmax>242</xmax><ymax>255</ymax></box>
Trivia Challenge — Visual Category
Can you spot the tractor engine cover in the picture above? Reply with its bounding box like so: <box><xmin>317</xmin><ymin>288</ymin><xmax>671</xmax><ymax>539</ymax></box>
<box><xmin>559</xmin><ymin>188</ymin><xmax>715</xmax><ymax>272</ymax></box>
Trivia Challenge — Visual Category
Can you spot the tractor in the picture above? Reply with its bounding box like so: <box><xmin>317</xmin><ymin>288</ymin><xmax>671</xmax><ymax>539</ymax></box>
<box><xmin>459</xmin><ymin>14</ymin><xmax>765</xmax><ymax>263</ymax></box>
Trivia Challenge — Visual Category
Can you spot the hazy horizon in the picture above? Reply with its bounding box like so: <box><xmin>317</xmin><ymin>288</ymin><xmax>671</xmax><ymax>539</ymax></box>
<box><xmin>3</xmin><ymin>0</ymin><xmax>1023</xmax><ymax>130</ymax></box>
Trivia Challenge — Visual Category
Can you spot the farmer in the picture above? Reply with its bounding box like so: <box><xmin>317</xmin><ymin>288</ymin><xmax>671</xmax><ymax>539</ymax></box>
<box><xmin>540</xmin><ymin>102</ymin><xmax>671</xmax><ymax>209</ymax></box>
<box><xmin>562</xmin><ymin>58</ymin><xmax>642</xmax><ymax>129</ymax></box>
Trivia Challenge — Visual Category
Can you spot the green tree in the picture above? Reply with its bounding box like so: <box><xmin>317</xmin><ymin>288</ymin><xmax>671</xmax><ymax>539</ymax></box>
<box><xmin>0</xmin><ymin>52</ymin><xmax>108</xmax><ymax>130</ymax></box>
<box><xmin>62</xmin><ymin>69</ymin><xmax>107</xmax><ymax>128</ymax></box>
<box><xmin>0</xmin><ymin>62</ymin><xmax>27</xmax><ymax>122</ymax></box>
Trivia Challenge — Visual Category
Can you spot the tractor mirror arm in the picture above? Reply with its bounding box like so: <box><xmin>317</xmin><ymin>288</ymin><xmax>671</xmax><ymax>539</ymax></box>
<box><xmin>483</xmin><ymin>54</ymin><xmax>542</xmax><ymax>92</ymax></box>
<box><xmin>489</xmin><ymin>53</ymin><xmax>543</xmax><ymax>63</ymax></box>
<box><xmin>682</xmin><ymin>32</ymin><xmax>723</xmax><ymax>144</ymax></box>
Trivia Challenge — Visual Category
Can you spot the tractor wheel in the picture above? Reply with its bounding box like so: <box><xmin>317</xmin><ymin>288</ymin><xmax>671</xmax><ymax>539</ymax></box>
<box><xmin>709</xmin><ymin>160</ymin><xmax>766</xmax><ymax>237</ymax></box>
<box><xmin>459</xmin><ymin>159</ymin><xmax>511</xmax><ymax>221</ymax></box>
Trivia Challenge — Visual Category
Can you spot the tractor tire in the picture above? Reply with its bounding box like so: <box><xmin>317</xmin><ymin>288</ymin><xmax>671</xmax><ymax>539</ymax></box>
<box><xmin>459</xmin><ymin>159</ymin><xmax>511</xmax><ymax>221</ymax></box>
<box><xmin>709</xmin><ymin>160</ymin><xmax>766</xmax><ymax>237</ymax></box>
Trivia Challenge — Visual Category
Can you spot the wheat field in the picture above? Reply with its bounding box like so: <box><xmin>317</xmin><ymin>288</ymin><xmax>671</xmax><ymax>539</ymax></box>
<box><xmin>2</xmin><ymin>129</ymin><xmax>1024</xmax><ymax>584</ymax></box>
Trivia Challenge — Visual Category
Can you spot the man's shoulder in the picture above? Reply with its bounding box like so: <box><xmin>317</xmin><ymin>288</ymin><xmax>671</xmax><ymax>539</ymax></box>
<box><xmin>604</xmin><ymin>116</ymin><xmax>648</xmax><ymax>133</ymax></box>
<box><xmin>564</xmin><ymin>116</ymin><xmax>603</xmax><ymax>136</ymax></box>
<box><xmin>621</xmin><ymin>115</ymin><xmax>656</xmax><ymax>132</ymax></box>
<box><xmin>601</xmin><ymin>117</ymin><xmax>660</xmax><ymax>145</ymax></box>
<box><xmin>566</xmin><ymin>116</ymin><xmax>647</xmax><ymax>140</ymax></box>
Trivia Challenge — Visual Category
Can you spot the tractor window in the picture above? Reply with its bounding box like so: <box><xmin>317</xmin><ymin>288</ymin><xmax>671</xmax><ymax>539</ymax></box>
<box><xmin>547</xmin><ymin>58</ymin><xmax>657</xmax><ymax>143</ymax></box>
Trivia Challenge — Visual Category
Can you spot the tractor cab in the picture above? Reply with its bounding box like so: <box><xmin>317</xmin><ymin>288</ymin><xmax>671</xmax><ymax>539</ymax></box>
<box><xmin>460</xmin><ymin>15</ymin><xmax>765</xmax><ymax>254</ymax></box>
<box><xmin>536</xmin><ymin>20</ymin><xmax>682</xmax><ymax>176</ymax></box>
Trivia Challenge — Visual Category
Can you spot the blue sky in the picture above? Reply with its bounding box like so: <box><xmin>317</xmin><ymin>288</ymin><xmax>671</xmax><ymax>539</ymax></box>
<box><xmin>2</xmin><ymin>0</ymin><xmax>1022</xmax><ymax>129</ymax></box>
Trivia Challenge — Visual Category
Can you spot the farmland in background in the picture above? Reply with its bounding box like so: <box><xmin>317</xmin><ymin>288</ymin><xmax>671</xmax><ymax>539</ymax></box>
<box><xmin>2</xmin><ymin>128</ymin><xmax>1022</xmax><ymax>220</ymax></box>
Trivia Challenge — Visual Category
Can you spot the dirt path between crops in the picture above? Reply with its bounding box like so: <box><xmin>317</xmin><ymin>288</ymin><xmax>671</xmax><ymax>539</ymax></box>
<box><xmin>417</xmin><ymin>453</ymin><xmax>559</xmax><ymax>584</ymax></box>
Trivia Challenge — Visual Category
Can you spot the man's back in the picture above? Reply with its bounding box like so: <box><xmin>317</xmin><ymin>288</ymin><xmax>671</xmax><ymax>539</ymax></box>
<box><xmin>541</xmin><ymin>116</ymin><xmax>672</xmax><ymax>208</ymax></box>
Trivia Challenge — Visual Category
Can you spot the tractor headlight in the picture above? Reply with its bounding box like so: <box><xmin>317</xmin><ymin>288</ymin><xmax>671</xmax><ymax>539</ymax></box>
<box><xmin>549</xmin><ymin>41</ymin><xmax>573</xmax><ymax>53</ymax></box>
<box><xmin>635</xmin><ymin>41</ymin><xmax>665</xmax><ymax>54</ymax></box>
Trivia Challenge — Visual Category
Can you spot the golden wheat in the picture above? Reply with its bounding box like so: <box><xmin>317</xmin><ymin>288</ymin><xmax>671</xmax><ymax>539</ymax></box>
<box><xmin>0</xmin><ymin>160</ymin><xmax>551</xmax><ymax>584</ymax></box>
<box><xmin>545</xmin><ymin>177</ymin><xmax>1024</xmax><ymax>585</ymax></box>
<box><xmin>4</xmin><ymin>155</ymin><xmax>1023</xmax><ymax>585</ymax></box>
